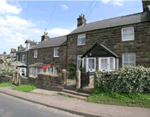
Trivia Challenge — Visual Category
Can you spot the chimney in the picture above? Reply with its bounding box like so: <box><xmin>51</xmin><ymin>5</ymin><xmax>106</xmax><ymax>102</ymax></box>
<box><xmin>77</xmin><ymin>13</ymin><xmax>86</xmax><ymax>27</ymax></box>
<box><xmin>142</xmin><ymin>0</ymin><xmax>150</xmax><ymax>12</ymax></box>
<box><xmin>10</xmin><ymin>48</ymin><xmax>16</xmax><ymax>53</ymax></box>
<box><xmin>3</xmin><ymin>52</ymin><xmax>6</xmax><ymax>54</ymax></box>
<box><xmin>41</xmin><ymin>32</ymin><xmax>50</xmax><ymax>41</ymax></box>
<box><xmin>18</xmin><ymin>45</ymin><xmax>24</xmax><ymax>52</ymax></box>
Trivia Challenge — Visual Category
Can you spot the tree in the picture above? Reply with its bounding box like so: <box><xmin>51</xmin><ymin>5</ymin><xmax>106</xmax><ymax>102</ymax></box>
<box><xmin>0</xmin><ymin>57</ymin><xmax>21</xmax><ymax>75</ymax></box>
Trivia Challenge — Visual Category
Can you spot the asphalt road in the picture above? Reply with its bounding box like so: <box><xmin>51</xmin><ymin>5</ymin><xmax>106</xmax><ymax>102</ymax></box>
<box><xmin>0</xmin><ymin>93</ymin><xmax>83</xmax><ymax>117</ymax></box>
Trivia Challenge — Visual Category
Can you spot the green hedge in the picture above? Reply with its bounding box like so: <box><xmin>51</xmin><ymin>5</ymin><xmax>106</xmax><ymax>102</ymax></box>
<box><xmin>95</xmin><ymin>66</ymin><xmax>150</xmax><ymax>93</ymax></box>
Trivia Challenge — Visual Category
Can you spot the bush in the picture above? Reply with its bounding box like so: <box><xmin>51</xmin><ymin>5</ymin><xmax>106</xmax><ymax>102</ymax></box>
<box><xmin>95</xmin><ymin>66</ymin><xmax>150</xmax><ymax>93</ymax></box>
<box><xmin>66</xmin><ymin>64</ymin><xmax>76</xmax><ymax>79</ymax></box>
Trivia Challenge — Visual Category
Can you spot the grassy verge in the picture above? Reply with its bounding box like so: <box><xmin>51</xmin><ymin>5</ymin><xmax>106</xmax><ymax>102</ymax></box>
<box><xmin>0</xmin><ymin>82</ymin><xmax>12</xmax><ymax>87</ymax></box>
<box><xmin>87</xmin><ymin>88</ymin><xmax>150</xmax><ymax>108</ymax></box>
<box><xmin>13</xmin><ymin>85</ymin><xmax>37</xmax><ymax>92</ymax></box>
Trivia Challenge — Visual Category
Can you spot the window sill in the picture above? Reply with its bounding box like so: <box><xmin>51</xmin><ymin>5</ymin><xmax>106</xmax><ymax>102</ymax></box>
<box><xmin>122</xmin><ymin>39</ymin><xmax>134</xmax><ymax>42</ymax></box>
<box><xmin>54</xmin><ymin>56</ymin><xmax>59</xmax><ymax>58</ymax></box>
<box><xmin>77</xmin><ymin>44</ymin><xmax>85</xmax><ymax>46</ymax></box>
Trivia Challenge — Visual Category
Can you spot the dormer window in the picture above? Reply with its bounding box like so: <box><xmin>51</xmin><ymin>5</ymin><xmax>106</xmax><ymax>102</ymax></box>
<box><xmin>77</xmin><ymin>34</ymin><xmax>86</xmax><ymax>45</ymax></box>
<box><xmin>26</xmin><ymin>43</ymin><xmax>30</xmax><ymax>49</ymax></box>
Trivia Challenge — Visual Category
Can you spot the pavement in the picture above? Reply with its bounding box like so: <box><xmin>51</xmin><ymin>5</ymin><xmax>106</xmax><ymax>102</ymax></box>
<box><xmin>0</xmin><ymin>87</ymin><xmax>150</xmax><ymax>117</ymax></box>
<box><xmin>0</xmin><ymin>93</ymin><xmax>82</xmax><ymax>117</ymax></box>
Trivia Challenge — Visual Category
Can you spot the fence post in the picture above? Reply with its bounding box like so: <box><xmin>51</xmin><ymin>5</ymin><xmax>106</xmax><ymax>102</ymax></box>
<box><xmin>76</xmin><ymin>70</ymin><xmax>81</xmax><ymax>89</ymax></box>
<box><xmin>62</xmin><ymin>69</ymin><xmax>67</xmax><ymax>86</ymax></box>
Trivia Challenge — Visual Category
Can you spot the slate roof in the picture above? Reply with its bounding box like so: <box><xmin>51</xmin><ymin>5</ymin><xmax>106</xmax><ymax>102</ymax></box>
<box><xmin>70</xmin><ymin>12</ymin><xmax>150</xmax><ymax>34</ymax></box>
<box><xmin>29</xmin><ymin>63</ymin><xmax>47</xmax><ymax>67</ymax></box>
<box><xmin>25</xmin><ymin>39</ymin><xmax>37</xmax><ymax>44</ymax></box>
<box><xmin>30</xmin><ymin>35</ymin><xmax>67</xmax><ymax>49</ymax></box>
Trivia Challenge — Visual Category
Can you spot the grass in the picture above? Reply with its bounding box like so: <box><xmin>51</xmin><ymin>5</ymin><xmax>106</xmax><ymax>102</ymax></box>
<box><xmin>0</xmin><ymin>82</ymin><xmax>12</xmax><ymax>87</ymax></box>
<box><xmin>13</xmin><ymin>85</ymin><xmax>37</xmax><ymax>92</ymax></box>
<box><xmin>87</xmin><ymin>88</ymin><xmax>150</xmax><ymax>108</ymax></box>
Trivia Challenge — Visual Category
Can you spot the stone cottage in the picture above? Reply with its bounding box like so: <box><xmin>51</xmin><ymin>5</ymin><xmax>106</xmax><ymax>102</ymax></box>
<box><xmin>17</xmin><ymin>40</ymin><xmax>37</xmax><ymax>77</ymax></box>
<box><xmin>67</xmin><ymin>0</ymin><xmax>150</xmax><ymax>73</ymax></box>
<box><xmin>27</xmin><ymin>32</ymin><xmax>67</xmax><ymax>78</ymax></box>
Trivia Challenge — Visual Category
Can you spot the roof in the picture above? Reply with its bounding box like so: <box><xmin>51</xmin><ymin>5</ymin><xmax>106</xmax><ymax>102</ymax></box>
<box><xmin>25</xmin><ymin>39</ymin><xmax>37</xmax><ymax>44</ymax></box>
<box><xmin>29</xmin><ymin>63</ymin><xmax>52</xmax><ymax>68</ymax></box>
<box><xmin>70</xmin><ymin>12</ymin><xmax>150</xmax><ymax>34</ymax></box>
<box><xmin>30</xmin><ymin>35</ymin><xmax>67</xmax><ymax>49</ymax></box>
<box><xmin>0</xmin><ymin>54</ymin><xmax>8</xmax><ymax>59</ymax></box>
<box><xmin>81</xmin><ymin>43</ymin><xmax>119</xmax><ymax>58</ymax></box>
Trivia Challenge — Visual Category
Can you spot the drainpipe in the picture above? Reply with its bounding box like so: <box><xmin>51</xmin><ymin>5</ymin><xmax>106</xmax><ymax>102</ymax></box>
<box><xmin>65</xmin><ymin>45</ymin><xmax>68</xmax><ymax>68</ymax></box>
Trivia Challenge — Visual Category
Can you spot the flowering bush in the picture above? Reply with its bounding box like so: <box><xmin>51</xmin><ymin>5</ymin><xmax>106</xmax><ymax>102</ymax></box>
<box><xmin>95</xmin><ymin>66</ymin><xmax>150</xmax><ymax>93</ymax></box>
<box><xmin>0</xmin><ymin>57</ymin><xmax>21</xmax><ymax>75</ymax></box>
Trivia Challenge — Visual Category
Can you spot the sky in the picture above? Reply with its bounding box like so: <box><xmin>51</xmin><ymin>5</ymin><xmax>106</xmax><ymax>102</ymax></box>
<box><xmin>0</xmin><ymin>0</ymin><xmax>143</xmax><ymax>54</ymax></box>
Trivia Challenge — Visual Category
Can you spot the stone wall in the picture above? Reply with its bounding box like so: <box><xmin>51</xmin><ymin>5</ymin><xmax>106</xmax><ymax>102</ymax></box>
<box><xmin>67</xmin><ymin>22</ymin><xmax>150</xmax><ymax>68</ymax></box>
<box><xmin>34</xmin><ymin>74</ymin><xmax>64</xmax><ymax>90</ymax></box>
<box><xmin>0</xmin><ymin>75</ymin><xmax>12</xmax><ymax>83</ymax></box>
<box><xmin>28</xmin><ymin>46</ymin><xmax>67</xmax><ymax>74</ymax></box>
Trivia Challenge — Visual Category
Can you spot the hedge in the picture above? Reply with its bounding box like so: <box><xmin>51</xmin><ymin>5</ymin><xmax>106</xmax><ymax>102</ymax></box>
<box><xmin>95</xmin><ymin>66</ymin><xmax>150</xmax><ymax>93</ymax></box>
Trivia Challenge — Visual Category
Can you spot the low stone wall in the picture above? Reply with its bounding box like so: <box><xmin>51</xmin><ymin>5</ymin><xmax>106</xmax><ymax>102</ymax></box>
<box><xmin>34</xmin><ymin>74</ymin><xmax>64</xmax><ymax>90</ymax></box>
<box><xmin>0</xmin><ymin>75</ymin><xmax>12</xmax><ymax>83</ymax></box>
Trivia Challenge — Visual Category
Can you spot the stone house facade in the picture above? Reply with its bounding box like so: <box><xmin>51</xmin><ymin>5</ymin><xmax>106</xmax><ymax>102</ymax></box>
<box><xmin>27</xmin><ymin>33</ymin><xmax>67</xmax><ymax>78</ymax></box>
<box><xmin>67</xmin><ymin>0</ymin><xmax>150</xmax><ymax>73</ymax></box>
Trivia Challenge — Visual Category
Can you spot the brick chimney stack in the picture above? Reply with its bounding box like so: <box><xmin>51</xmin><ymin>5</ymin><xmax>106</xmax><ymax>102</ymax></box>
<box><xmin>142</xmin><ymin>0</ymin><xmax>150</xmax><ymax>12</ymax></box>
<box><xmin>41</xmin><ymin>32</ymin><xmax>50</xmax><ymax>41</ymax></box>
<box><xmin>18</xmin><ymin>45</ymin><xmax>24</xmax><ymax>52</ymax></box>
<box><xmin>77</xmin><ymin>13</ymin><xmax>86</xmax><ymax>27</ymax></box>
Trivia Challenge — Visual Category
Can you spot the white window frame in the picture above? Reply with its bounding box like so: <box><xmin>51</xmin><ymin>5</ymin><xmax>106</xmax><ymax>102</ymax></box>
<box><xmin>77</xmin><ymin>34</ymin><xmax>86</xmax><ymax>45</ymax></box>
<box><xmin>122</xmin><ymin>53</ymin><xmax>136</xmax><ymax>67</ymax></box>
<box><xmin>87</xmin><ymin>58</ymin><xmax>96</xmax><ymax>72</ymax></box>
<box><xmin>34</xmin><ymin>50</ymin><xmax>38</xmax><ymax>58</ymax></box>
<box><xmin>20</xmin><ymin>68</ymin><xmax>26</xmax><ymax>76</ymax></box>
<box><xmin>121</xmin><ymin>27</ymin><xmax>134</xmax><ymax>41</ymax></box>
<box><xmin>22</xmin><ymin>55</ymin><xmax>25</xmax><ymax>63</ymax></box>
<box><xmin>99</xmin><ymin>57</ymin><xmax>116</xmax><ymax>72</ymax></box>
<box><xmin>54</xmin><ymin>48</ymin><xmax>60</xmax><ymax>57</ymax></box>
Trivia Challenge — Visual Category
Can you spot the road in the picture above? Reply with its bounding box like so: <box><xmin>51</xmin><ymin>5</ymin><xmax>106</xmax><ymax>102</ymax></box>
<box><xmin>0</xmin><ymin>93</ymin><xmax>83</xmax><ymax>117</ymax></box>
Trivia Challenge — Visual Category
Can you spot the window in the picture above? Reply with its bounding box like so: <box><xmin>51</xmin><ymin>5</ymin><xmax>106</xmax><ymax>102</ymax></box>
<box><xmin>122</xmin><ymin>27</ymin><xmax>134</xmax><ymax>41</ymax></box>
<box><xmin>122</xmin><ymin>53</ymin><xmax>136</xmax><ymax>66</ymax></box>
<box><xmin>53</xmin><ymin>66</ymin><xmax>58</xmax><ymax>74</ymax></box>
<box><xmin>87</xmin><ymin>58</ymin><xmax>96</xmax><ymax>72</ymax></box>
<box><xmin>22</xmin><ymin>55</ymin><xmax>25</xmax><ymax>62</ymax></box>
<box><xmin>34</xmin><ymin>50</ymin><xmax>38</xmax><ymax>58</ymax></box>
<box><xmin>77</xmin><ymin>34</ymin><xmax>86</xmax><ymax>45</ymax></box>
<box><xmin>99</xmin><ymin>57</ymin><xmax>116</xmax><ymax>72</ymax></box>
<box><xmin>77</xmin><ymin>55</ymin><xmax>82</xmax><ymax>70</ymax></box>
<box><xmin>54</xmin><ymin>48</ymin><xmax>60</xmax><ymax>57</ymax></box>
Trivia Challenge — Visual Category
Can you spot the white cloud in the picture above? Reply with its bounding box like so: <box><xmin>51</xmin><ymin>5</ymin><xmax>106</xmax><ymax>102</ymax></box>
<box><xmin>60</xmin><ymin>5</ymin><xmax>68</xmax><ymax>10</ymax></box>
<box><xmin>101</xmin><ymin>0</ymin><xmax>124</xmax><ymax>6</ymax></box>
<box><xmin>0</xmin><ymin>0</ymin><xmax>21</xmax><ymax>14</ymax></box>
<box><xmin>47</xmin><ymin>28</ymin><xmax>70</xmax><ymax>37</ymax></box>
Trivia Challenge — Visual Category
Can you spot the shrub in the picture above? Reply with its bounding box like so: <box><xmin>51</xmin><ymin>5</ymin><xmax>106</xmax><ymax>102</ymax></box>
<box><xmin>95</xmin><ymin>66</ymin><xmax>150</xmax><ymax>93</ymax></box>
<box><xmin>66</xmin><ymin>64</ymin><xmax>76</xmax><ymax>79</ymax></box>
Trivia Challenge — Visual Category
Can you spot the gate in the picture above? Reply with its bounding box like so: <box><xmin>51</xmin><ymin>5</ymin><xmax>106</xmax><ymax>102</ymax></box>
<box><xmin>81</xmin><ymin>71</ymin><xmax>89</xmax><ymax>88</ymax></box>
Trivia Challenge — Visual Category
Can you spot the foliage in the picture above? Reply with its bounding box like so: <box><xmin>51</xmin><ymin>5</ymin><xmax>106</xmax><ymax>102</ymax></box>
<box><xmin>80</xmin><ymin>67</ymin><xmax>86</xmax><ymax>72</ymax></box>
<box><xmin>13</xmin><ymin>85</ymin><xmax>37</xmax><ymax>92</ymax></box>
<box><xmin>66</xmin><ymin>64</ymin><xmax>76</xmax><ymax>79</ymax></box>
<box><xmin>87</xmin><ymin>87</ymin><xmax>150</xmax><ymax>108</ymax></box>
<box><xmin>0</xmin><ymin>82</ymin><xmax>12</xmax><ymax>87</ymax></box>
<box><xmin>0</xmin><ymin>57</ymin><xmax>21</xmax><ymax>75</ymax></box>
<box><xmin>95</xmin><ymin>65</ymin><xmax>150</xmax><ymax>93</ymax></box>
